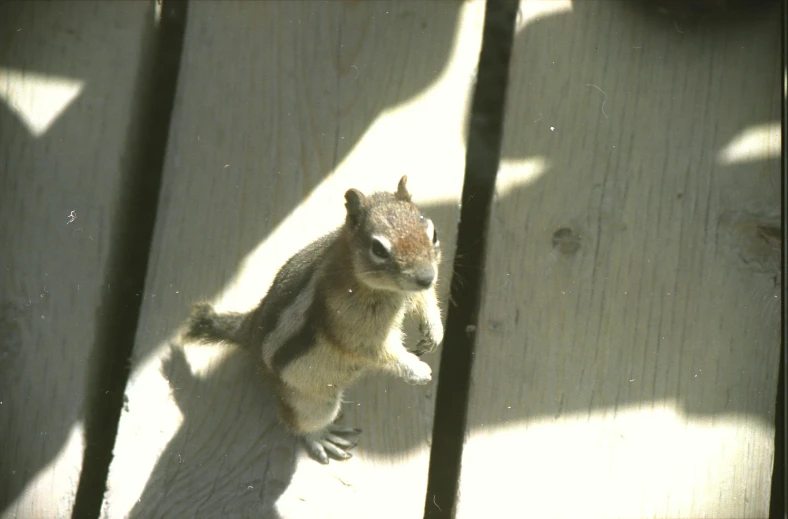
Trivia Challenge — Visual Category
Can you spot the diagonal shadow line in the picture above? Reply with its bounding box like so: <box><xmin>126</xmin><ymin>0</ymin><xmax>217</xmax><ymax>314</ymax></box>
<box><xmin>71</xmin><ymin>2</ymin><xmax>189</xmax><ymax>518</ymax></box>
<box><xmin>423</xmin><ymin>1</ymin><xmax>519</xmax><ymax>517</ymax></box>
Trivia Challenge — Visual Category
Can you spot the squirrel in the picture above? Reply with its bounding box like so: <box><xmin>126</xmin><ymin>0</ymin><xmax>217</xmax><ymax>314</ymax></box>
<box><xmin>181</xmin><ymin>175</ymin><xmax>444</xmax><ymax>464</ymax></box>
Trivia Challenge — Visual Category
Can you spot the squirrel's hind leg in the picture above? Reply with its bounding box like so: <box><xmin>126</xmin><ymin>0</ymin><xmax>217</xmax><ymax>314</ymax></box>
<box><xmin>277</xmin><ymin>388</ymin><xmax>360</xmax><ymax>464</ymax></box>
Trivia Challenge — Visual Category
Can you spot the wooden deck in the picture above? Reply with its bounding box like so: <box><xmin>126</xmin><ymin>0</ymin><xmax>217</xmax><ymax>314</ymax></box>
<box><xmin>0</xmin><ymin>1</ymin><xmax>782</xmax><ymax>519</ymax></box>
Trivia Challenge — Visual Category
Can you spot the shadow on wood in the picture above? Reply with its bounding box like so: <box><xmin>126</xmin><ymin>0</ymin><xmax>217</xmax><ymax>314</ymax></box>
<box><xmin>127</xmin><ymin>345</ymin><xmax>296</xmax><ymax>519</ymax></box>
<box><xmin>489</xmin><ymin>0</ymin><xmax>780</xmax><ymax>420</ymax></box>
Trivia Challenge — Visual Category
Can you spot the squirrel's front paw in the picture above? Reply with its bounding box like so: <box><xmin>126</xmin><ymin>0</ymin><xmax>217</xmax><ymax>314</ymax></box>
<box><xmin>417</xmin><ymin>319</ymin><xmax>444</xmax><ymax>356</ymax></box>
<box><xmin>402</xmin><ymin>358</ymin><xmax>432</xmax><ymax>385</ymax></box>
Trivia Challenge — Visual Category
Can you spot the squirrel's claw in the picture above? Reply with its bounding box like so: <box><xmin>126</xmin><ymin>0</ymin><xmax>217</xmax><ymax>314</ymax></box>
<box><xmin>413</xmin><ymin>337</ymin><xmax>438</xmax><ymax>357</ymax></box>
<box><xmin>303</xmin><ymin>425</ymin><xmax>361</xmax><ymax>464</ymax></box>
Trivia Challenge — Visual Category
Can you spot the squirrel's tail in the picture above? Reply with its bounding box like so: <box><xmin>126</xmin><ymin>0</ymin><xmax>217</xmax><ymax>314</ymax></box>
<box><xmin>182</xmin><ymin>302</ymin><xmax>249</xmax><ymax>348</ymax></box>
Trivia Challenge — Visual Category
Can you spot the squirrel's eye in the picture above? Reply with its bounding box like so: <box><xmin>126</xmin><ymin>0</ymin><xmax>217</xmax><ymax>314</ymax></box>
<box><xmin>371</xmin><ymin>239</ymin><xmax>390</xmax><ymax>260</ymax></box>
<box><xmin>425</xmin><ymin>218</ymin><xmax>438</xmax><ymax>246</ymax></box>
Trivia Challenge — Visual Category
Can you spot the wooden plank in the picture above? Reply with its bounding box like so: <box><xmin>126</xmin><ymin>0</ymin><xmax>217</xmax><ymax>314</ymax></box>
<box><xmin>456</xmin><ymin>2</ymin><xmax>781</xmax><ymax>518</ymax></box>
<box><xmin>101</xmin><ymin>1</ymin><xmax>484</xmax><ymax>518</ymax></box>
<box><xmin>0</xmin><ymin>2</ymin><xmax>157</xmax><ymax>518</ymax></box>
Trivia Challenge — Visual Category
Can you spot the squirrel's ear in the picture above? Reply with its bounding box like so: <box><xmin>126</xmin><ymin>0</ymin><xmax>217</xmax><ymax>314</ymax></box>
<box><xmin>344</xmin><ymin>188</ymin><xmax>367</xmax><ymax>226</ymax></box>
<box><xmin>396</xmin><ymin>175</ymin><xmax>411</xmax><ymax>202</ymax></box>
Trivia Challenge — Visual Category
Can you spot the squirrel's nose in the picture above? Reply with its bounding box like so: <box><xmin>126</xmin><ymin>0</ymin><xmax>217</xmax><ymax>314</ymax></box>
<box><xmin>414</xmin><ymin>266</ymin><xmax>435</xmax><ymax>288</ymax></box>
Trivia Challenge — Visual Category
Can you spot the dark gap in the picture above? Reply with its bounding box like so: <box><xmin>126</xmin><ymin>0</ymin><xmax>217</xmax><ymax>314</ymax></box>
<box><xmin>423</xmin><ymin>1</ymin><xmax>519</xmax><ymax>518</ymax></box>
<box><xmin>770</xmin><ymin>2</ymin><xmax>787</xmax><ymax>516</ymax></box>
<box><xmin>70</xmin><ymin>2</ymin><xmax>188</xmax><ymax>518</ymax></box>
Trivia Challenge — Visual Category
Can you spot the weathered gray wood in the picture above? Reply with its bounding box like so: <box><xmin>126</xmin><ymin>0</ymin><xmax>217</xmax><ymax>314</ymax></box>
<box><xmin>101</xmin><ymin>2</ymin><xmax>484</xmax><ymax>518</ymax></box>
<box><xmin>456</xmin><ymin>2</ymin><xmax>781</xmax><ymax>518</ymax></box>
<box><xmin>0</xmin><ymin>2</ymin><xmax>157</xmax><ymax>518</ymax></box>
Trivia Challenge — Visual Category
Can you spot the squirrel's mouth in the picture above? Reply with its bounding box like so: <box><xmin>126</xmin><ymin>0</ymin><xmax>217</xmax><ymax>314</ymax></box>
<box><xmin>398</xmin><ymin>273</ymin><xmax>436</xmax><ymax>292</ymax></box>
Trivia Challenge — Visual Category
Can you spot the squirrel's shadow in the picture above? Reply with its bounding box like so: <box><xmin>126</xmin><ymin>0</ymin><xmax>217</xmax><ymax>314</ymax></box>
<box><xmin>128</xmin><ymin>344</ymin><xmax>296</xmax><ymax>519</ymax></box>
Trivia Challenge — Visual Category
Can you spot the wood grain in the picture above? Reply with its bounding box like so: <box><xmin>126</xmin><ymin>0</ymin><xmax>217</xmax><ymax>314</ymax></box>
<box><xmin>0</xmin><ymin>2</ymin><xmax>157</xmax><ymax>518</ymax></box>
<box><xmin>456</xmin><ymin>1</ymin><xmax>781</xmax><ymax>518</ymax></box>
<box><xmin>100</xmin><ymin>2</ymin><xmax>484</xmax><ymax>518</ymax></box>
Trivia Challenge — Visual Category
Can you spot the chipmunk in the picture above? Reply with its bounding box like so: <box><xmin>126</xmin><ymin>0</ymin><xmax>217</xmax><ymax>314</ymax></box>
<box><xmin>182</xmin><ymin>176</ymin><xmax>444</xmax><ymax>464</ymax></box>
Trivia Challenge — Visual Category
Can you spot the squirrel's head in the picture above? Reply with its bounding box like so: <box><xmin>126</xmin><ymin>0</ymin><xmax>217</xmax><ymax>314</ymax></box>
<box><xmin>344</xmin><ymin>175</ymin><xmax>441</xmax><ymax>293</ymax></box>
